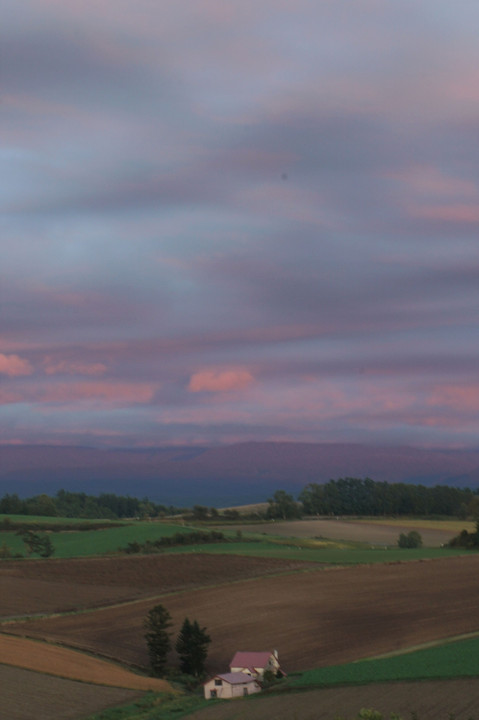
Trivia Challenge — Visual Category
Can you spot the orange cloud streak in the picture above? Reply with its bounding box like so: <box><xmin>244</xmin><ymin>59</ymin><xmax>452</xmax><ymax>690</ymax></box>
<box><xmin>412</xmin><ymin>204</ymin><xmax>479</xmax><ymax>223</ymax></box>
<box><xmin>41</xmin><ymin>381</ymin><xmax>156</xmax><ymax>405</ymax></box>
<box><xmin>188</xmin><ymin>368</ymin><xmax>254</xmax><ymax>393</ymax></box>
<box><xmin>428</xmin><ymin>384</ymin><xmax>479</xmax><ymax>412</ymax></box>
<box><xmin>43</xmin><ymin>358</ymin><xmax>108</xmax><ymax>376</ymax></box>
<box><xmin>0</xmin><ymin>353</ymin><xmax>33</xmax><ymax>377</ymax></box>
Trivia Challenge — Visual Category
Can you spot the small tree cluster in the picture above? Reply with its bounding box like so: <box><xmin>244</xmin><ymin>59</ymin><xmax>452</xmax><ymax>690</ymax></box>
<box><xmin>144</xmin><ymin>604</ymin><xmax>211</xmax><ymax>679</ymax></box>
<box><xmin>448</xmin><ymin>521</ymin><xmax>479</xmax><ymax>549</ymax></box>
<box><xmin>267</xmin><ymin>490</ymin><xmax>301</xmax><ymax>520</ymax></box>
<box><xmin>20</xmin><ymin>530</ymin><xmax>55</xmax><ymax>557</ymax></box>
<box><xmin>397</xmin><ymin>530</ymin><xmax>422</xmax><ymax>548</ymax></box>
<box><xmin>0</xmin><ymin>542</ymin><xmax>14</xmax><ymax>559</ymax></box>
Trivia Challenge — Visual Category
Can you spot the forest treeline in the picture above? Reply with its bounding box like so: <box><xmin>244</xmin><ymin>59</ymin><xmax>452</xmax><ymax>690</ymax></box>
<box><xmin>0</xmin><ymin>489</ymin><xmax>184</xmax><ymax>519</ymax></box>
<box><xmin>298</xmin><ymin>478</ymin><xmax>478</xmax><ymax>518</ymax></box>
<box><xmin>1</xmin><ymin>477</ymin><xmax>478</xmax><ymax>521</ymax></box>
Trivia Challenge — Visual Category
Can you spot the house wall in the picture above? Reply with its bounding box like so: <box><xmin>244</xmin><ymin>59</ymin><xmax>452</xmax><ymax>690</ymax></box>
<box><xmin>203</xmin><ymin>678</ymin><xmax>260</xmax><ymax>700</ymax></box>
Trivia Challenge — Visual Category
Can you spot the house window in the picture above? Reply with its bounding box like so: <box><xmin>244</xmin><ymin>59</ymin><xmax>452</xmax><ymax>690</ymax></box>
<box><xmin>214</xmin><ymin>678</ymin><xmax>222</xmax><ymax>686</ymax></box>
<box><xmin>243</xmin><ymin>688</ymin><xmax>248</xmax><ymax>696</ymax></box>
<box><xmin>210</xmin><ymin>690</ymin><xmax>217</xmax><ymax>698</ymax></box>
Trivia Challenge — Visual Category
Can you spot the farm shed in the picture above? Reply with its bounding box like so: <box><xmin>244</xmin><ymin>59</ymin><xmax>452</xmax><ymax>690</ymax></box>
<box><xmin>230</xmin><ymin>650</ymin><xmax>281</xmax><ymax>678</ymax></box>
<box><xmin>203</xmin><ymin>672</ymin><xmax>261</xmax><ymax>700</ymax></box>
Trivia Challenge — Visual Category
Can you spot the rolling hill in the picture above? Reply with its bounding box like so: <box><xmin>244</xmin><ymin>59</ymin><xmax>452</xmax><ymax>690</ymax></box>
<box><xmin>1</xmin><ymin>442</ymin><xmax>479</xmax><ymax>505</ymax></box>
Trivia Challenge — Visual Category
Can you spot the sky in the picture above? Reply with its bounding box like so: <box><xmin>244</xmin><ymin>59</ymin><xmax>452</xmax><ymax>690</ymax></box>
<box><xmin>1</xmin><ymin>1</ymin><xmax>479</xmax><ymax>450</ymax></box>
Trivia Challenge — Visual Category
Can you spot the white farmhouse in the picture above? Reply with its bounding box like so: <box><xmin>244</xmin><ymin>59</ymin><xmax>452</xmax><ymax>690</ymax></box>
<box><xmin>204</xmin><ymin>649</ymin><xmax>283</xmax><ymax>700</ymax></box>
<box><xmin>203</xmin><ymin>672</ymin><xmax>261</xmax><ymax>699</ymax></box>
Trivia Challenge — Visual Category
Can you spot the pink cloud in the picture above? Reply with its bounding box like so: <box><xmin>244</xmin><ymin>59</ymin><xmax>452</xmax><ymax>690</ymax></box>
<box><xmin>43</xmin><ymin>358</ymin><xmax>108</xmax><ymax>376</ymax></box>
<box><xmin>0</xmin><ymin>380</ymin><xmax>157</xmax><ymax>407</ymax></box>
<box><xmin>388</xmin><ymin>165</ymin><xmax>477</xmax><ymax>198</ymax></box>
<box><xmin>41</xmin><ymin>381</ymin><xmax>156</xmax><ymax>405</ymax></box>
<box><xmin>411</xmin><ymin>204</ymin><xmax>479</xmax><ymax>223</ymax></box>
<box><xmin>428</xmin><ymin>384</ymin><xmax>479</xmax><ymax>412</ymax></box>
<box><xmin>0</xmin><ymin>353</ymin><xmax>33</xmax><ymax>376</ymax></box>
<box><xmin>188</xmin><ymin>368</ymin><xmax>254</xmax><ymax>393</ymax></box>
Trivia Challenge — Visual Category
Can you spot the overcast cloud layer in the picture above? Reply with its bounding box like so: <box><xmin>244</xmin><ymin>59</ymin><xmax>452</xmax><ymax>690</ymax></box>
<box><xmin>2</xmin><ymin>1</ymin><xmax>479</xmax><ymax>449</ymax></box>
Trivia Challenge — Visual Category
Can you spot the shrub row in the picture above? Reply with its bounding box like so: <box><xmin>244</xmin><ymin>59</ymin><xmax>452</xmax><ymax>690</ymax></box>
<box><xmin>120</xmin><ymin>530</ymin><xmax>228</xmax><ymax>554</ymax></box>
<box><xmin>0</xmin><ymin>518</ymin><xmax>125</xmax><ymax>533</ymax></box>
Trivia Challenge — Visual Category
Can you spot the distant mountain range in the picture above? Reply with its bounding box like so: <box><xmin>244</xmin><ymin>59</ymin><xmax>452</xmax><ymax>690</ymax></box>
<box><xmin>1</xmin><ymin>442</ymin><xmax>479</xmax><ymax>506</ymax></box>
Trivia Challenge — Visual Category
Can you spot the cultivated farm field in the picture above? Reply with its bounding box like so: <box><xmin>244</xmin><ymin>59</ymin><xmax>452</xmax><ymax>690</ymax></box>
<box><xmin>0</xmin><ymin>553</ymin><xmax>309</xmax><ymax>617</ymax></box>
<box><xmin>0</xmin><ymin>665</ymin><xmax>140</xmax><ymax>720</ymax></box>
<box><xmin>0</xmin><ymin>634</ymin><xmax>170</xmax><ymax>691</ymax></box>
<box><xmin>185</xmin><ymin>678</ymin><xmax>479</xmax><ymax>720</ymax></box>
<box><xmin>5</xmin><ymin>554</ymin><xmax>479</xmax><ymax>673</ymax></box>
<box><xmin>2</xmin><ymin>516</ymin><xmax>479</xmax><ymax>720</ymax></box>
<box><xmin>232</xmin><ymin>516</ymin><xmax>473</xmax><ymax>546</ymax></box>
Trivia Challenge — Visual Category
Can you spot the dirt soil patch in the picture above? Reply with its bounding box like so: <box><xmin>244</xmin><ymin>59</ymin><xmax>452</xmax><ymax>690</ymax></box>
<box><xmin>7</xmin><ymin>555</ymin><xmax>479</xmax><ymax>676</ymax></box>
<box><xmin>0</xmin><ymin>665</ymin><xmax>140</xmax><ymax>720</ymax></box>
<box><xmin>0</xmin><ymin>633</ymin><xmax>171</xmax><ymax>691</ymax></box>
<box><xmin>187</xmin><ymin>679</ymin><xmax>479</xmax><ymax>720</ymax></box>
<box><xmin>0</xmin><ymin>553</ymin><xmax>310</xmax><ymax>617</ymax></box>
<box><xmin>237</xmin><ymin>518</ymin><xmax>459</xmax><ymax>546</ymax></box>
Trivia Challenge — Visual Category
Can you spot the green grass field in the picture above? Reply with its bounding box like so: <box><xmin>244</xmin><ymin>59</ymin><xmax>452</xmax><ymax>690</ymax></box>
<box><xmin>289</xmin><ymin>633</ymin><xmax>479</xmax><ymax>687</ymax></box>
<box><xmin>2</xmin><ymin>514</ymin><xmax>476</xmax><ymax>561</ymax></box>
<box><xmin>0</xmin><ymin>513</ymin><xmax>126</xmax><ymax>525</ymax></box>
<box><xmin>160</xmin><ymin>539</ymin><xmax>472</xmax><ymax>564</ymax></box>
<box><xmin>83</xmin><ymin>692</ymin><xmax>209</xmax><ymax>720</ymax></box>
<box><xmin>0</xmin><ymin>519</ymin><xmax>200</xmax><ymax>558</ymax></box>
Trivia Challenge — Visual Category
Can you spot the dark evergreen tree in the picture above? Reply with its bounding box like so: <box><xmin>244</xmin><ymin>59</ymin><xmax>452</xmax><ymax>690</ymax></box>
<box><xmin>175</xmin><ymin>617</ymin><xmax>211</xmax><ymax>677</ymax></box>
<box><xmin>144</xmin><ymin>604</ymin><xmax>172</xmax><ymax>677</ymax></box>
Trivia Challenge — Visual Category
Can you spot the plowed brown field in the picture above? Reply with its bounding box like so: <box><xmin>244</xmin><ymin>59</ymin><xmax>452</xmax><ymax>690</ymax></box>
<box><xmin>0</xmin><ymin>634</ymin><xmax>171</xmax><ymax>691</ymax></box>
<box><xmin>0</xmin><ymin>553</ymin><xmax>310</xmax><ymax>617</ymax></box>
<box><xmin>187</xmin><ymin>679</ymin><xmax>479</xmax><ymax>720</ymax></box>
<box><xmin>0</xmin><ymin>665</ymin><xmax>140</xmax><ymax>720</ymax></box>
<box><xmin>237</xmin><ymin>518</ymin><xmax>461</xmax><ymax>546</ymax></box>
<box><xmin>6</xmin><ymin>555</ymin><xmax>479</xmax><ymax>676</ymax></box>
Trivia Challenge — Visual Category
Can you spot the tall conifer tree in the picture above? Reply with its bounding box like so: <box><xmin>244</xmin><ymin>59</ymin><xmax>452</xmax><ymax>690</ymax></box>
<box><xmin>176</xmin><ymin>617</ymin><xmax>211</xmax><ymax>677</ymax></box>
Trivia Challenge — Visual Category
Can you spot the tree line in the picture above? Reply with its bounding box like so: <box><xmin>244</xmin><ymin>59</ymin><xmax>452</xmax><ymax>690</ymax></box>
<box><xmin>1</xmin><ymin>478</ymin><xmax>478</xmax><ymax>522</ymax></box>
<box><xmin>0</xmin><ymin>490</ymin><xmax>184</xmax><ymax>520</ymax></box>
<box><xmin>297</xmin><ymin>478</ymin><xmax>478</xmax><ymax>518</ymax></box>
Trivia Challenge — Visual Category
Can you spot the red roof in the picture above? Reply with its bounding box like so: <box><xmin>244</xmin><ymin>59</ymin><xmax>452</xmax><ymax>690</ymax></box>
<box><xmin>230</xmin><ymin>651</ymin><xmax>274</xmax><ymax>671</ymax></box>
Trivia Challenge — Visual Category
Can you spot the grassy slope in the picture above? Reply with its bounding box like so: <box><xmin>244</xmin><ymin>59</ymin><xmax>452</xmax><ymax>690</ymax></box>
<box><xmin>0</xmin><ymin>514</ymin><xmax>122</xmax><ymax>525</ymax></box>
<box><xmin>0</xmin><ymin>520</ymin><xmax>198</xmax><ymax>558</ymax></box>
<box><xmin>1</xmin><ymin>516</ymin><xmax>476</xmax><ymax>561</ymax></box>
<box><xmin>290</xmin><ymin>633</ymin><xmax>479</xmax><ymax>687</ymax></box>
<box><xmin>159</xmin><ymin>540</ymin><xmax>471</xmax><ymax>564</ymax></box>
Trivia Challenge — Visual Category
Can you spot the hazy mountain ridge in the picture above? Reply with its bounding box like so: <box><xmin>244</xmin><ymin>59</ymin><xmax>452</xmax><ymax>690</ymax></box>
<box><xmin>1</xmin><ymin>442</ymin><xmax>479</xmax><ymax>506</ymax></box>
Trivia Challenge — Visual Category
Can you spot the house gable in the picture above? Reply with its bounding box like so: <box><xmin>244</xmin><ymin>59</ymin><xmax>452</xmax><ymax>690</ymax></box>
<box><xmin>229</xmin><ymin>650</ymin><xmax>280</xmax><ymax>677</ymax></box>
